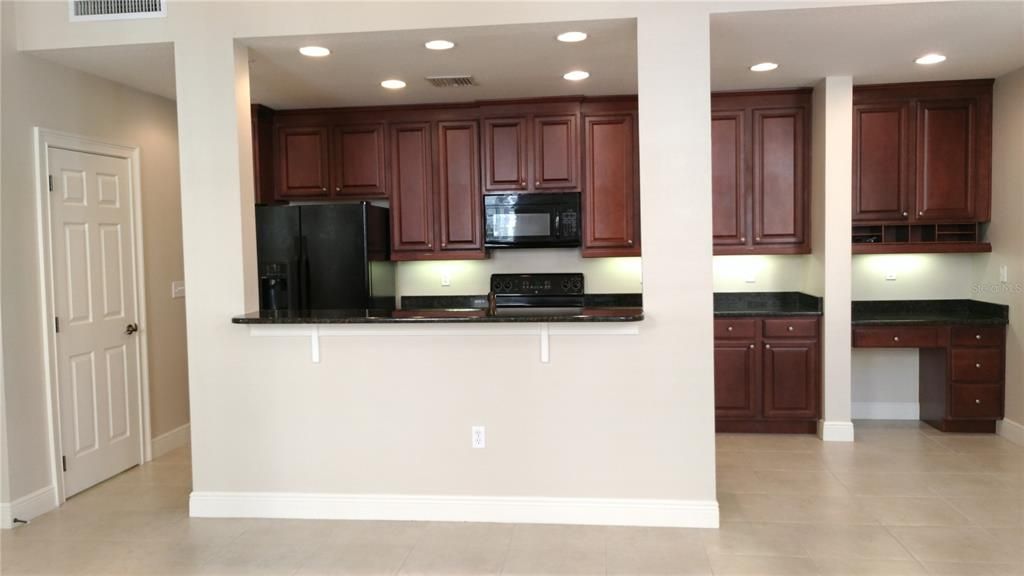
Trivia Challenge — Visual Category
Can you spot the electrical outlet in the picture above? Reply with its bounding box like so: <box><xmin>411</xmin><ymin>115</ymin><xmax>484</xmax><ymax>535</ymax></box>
<box><xmin>1000</xmin><ymin>265</ymin><xmax>1008</xmax><ymax>283</ymax></box>
<box><xmin>743</xmin><ymin>271</ymin><xmax>757</xmax><ymax>284</ymax></box>
<box><xmin>471</xmin><ymin>426</ymin><xmax>486</xmax><ymax>449</ymax></box>
<box><xmin>885</xmin><ymin>273</ymin><xmax>897</xmax><ymax>281</ymax></box>
<box><xmin>440</xmin><ymin>271</ymin><xmax>451</xmax><ymax>287</ymax></box>
<box><xmin>171</xmin><ymin>280</ymin><xmax>186</xmax><ymax>298</ymax></box>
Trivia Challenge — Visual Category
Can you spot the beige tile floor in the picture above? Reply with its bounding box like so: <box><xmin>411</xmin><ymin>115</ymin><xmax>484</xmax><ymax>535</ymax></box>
<box><xmin>1</xmin><ymin>421</ymin><xmax>1021</xmax><ymax>575</ymax></box>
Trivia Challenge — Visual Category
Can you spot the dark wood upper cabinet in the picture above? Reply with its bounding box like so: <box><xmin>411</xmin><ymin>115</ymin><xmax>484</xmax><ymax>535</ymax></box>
<box><xmin>276</xmin><ymin>125</ymin><xmax>330</xmax><ymax>198</ymax></box>
<box><xmin>711</xmin><ymin>110</ymin><xmax>746</xmax><ymax>246</ymax></box>
<box><xmin>389</xmin><ymin>122</ymin><xmax>435</xmax><ymax>253</ymax></box>
<box><xmin>852</xmin><ymin>80</ymin><xmax>993</xmax><ymax>229</ymax></box>
<box><xmin>711</xmin><ymin>90</ymin><xmax>811</xmax><ymax>255</ymax></box>
<box><xmin>915</xmin><ymin>99</ymin><xmax>976</xmax><ymax>221</ymax></box>
<box><xmin>752</xmin><ymin>107</ymin><xmax>806</xmax><ymax>247</ymax></box>
<box><xmin>853</xmin><ymin>103</ymin><xmax>911</xmax><ymax>221</ymax></box>
<box><xmin>483</xmin><ymin>118</ymin><xmax>528</xmax><ymax>191</ymax></box>
<box><xmin>714</xmin><ymin>341</ymin><xmax>759</xmax><ymax>419</ymax></box>
<box><xmin>331</xmin><ymin>123</ymin><xmax>387</xmax><ymax>198</ymax></box>
<box><xmin>251</xmin><ymin>104</ymin><xmax>275</xmax><ymax>205</ymax></box>
<box><xmin>762</xmin><ymin>339</ymin><xmax>818</xmax><ymax>420</ymax></box>
<box><xmin>437</xmin><ymin>121</ymin><xmax>482</xmax><ymax>251</ymax></box>
<box><xmin>582</xmin><ymin>113</ymin><xmax>639</xmax><ymax>257</ymax></box>
<box><xmin>533</xmin><ymin>114</ymin><xmax>580</xmax><ymax>191</ymax></box>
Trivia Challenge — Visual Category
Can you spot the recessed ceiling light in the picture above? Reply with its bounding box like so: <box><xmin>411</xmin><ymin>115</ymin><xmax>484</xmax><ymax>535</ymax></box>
<box><xmin>425</xmin><ymin>40</ymin><xmax>455</xmax><ymax>51</ymax></box>
<box><xmin>563</xmin><ymin>70</ymin><xmax>590</xmax><ymax>81</ymax></box>
<box><xmin>298</xmin><ymin>46</ymin><xmax>330</xmax><ymax>58</ymax></box>
<box><xmin>381</xmin><ymin>79</ymin><xmax>407</xmax><ymax>90</ymax></box>
<box><xmin>915</xmin><ymin>53</ymin><xmax>946</xmax><ymax>65</ymax></box>
<box><xmin>750</xmin><ymin>62</ymin><xmax>779</xmax><ymax>72</ymax></box>
<box><xmin>557</xmin><ymin>31</ymin><xmax>588</xmax><ymax>43</ymax></box>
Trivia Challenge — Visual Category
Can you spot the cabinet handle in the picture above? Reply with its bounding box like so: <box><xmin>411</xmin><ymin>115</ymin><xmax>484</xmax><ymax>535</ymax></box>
<box><xmin>441</xmin><ymin>242</ymin><xmax>447</xmax><ymax>248</ymax></box>
<box><xmin>740</xmin><ymin>237</ymin><xmax>746</xmax><ymax>242</ymax></box>
<box><xmin>893</xmin><ymin>336</ymin><xmax>900</xmax><ymax>342</ymax></box>
<box><xmin>765</xmin><ymin>344</ymin><xmax>771</xmax><ymax>349</ymax></box>
<box><xmin>787</xmin><ymin>326</ymin><xmax>794</xmax><ymax>332</ymax></box>
<box><xmin>520</xmin><ymin>181</ymin><xmax>526</xmax><ymax>187</ymax></box>
<box><xmin>919</xmin><ymin>211</ymin><xmax>924</xmax><ymax>216</ymax></box>
<box><xmin>727</xmin><ymin>326</ymin><xmax>734</xmax><ymax>332</ymax></box>
<box><xmin>749</xmin><ymin>344</ymin><xmax>755</xmax><ymax>349</ymax></box>
<box><xmin>335</xmin><ymin>186</ymin><xmax>341</xmax><ymax>192</ymax></box>
<box><xmin>535</xmin><ymin>181</ymin><xmax>540</xmax><ymax>186</ymax></box>
<box><xmin>976</xmin><ymin>399</ymin><xmax>982</xmax><ymax>405</ymax></box>
<box><xmin>976</xmin><ymin>363</ymin><xmax>982</xmax><ymax>368</ymax></box>
<box><xmin>902</xmin><ymin>211</ymin><xmax>909</xmax><ymax>218</ymax></box>
<box><xmin>321</xmin><ymin>187</ymin><xmax>327</xmax><ymax>192</ymax></box>
<box><xmin>755</xmin><ymin>236</ymin><xmax>761</xmax><ymax>241</ymax></box>
<box><xmin>627</xmin><ymin>239</ymin><xmax>634</xmax><ymax>246</ymax></box>
<box><xmin>975</xmin><ymin>334</ymin><xmax>982</xmax><ymax>340</ymax></box>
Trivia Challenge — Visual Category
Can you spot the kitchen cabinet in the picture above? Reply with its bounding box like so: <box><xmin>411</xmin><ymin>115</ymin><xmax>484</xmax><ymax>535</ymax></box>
<box><xmin>582</xmin><ymin>109</ymin><xmax>639</xmax><ymax>257</ymax></box>
<box><xmin>711</xmin><ymin>90</ymin><xmax>811</xmax><ymax>255</ymax></box>
<box><xmin>331</xmin><ymin>123</ymin><xmax>387</xmax><ymax>198</ymax></box>
<box><xmin>851</xmin><ymin>80</ymin><xmax>993</xmax><ymax>253</ymax></box>
<box><xmin>481</xmin><ymin>101</ymin><xmax>581</xmax><ymax>193</ymax></box>
<box><xmin>533</xmin><ymin>114</ymin><xmax>579</xmax><ymax>190</ymax></box>
<box><xmin>251</xmin><ymin>104</ymin><xmax>275</xmax><ymax>205</ymax></box>
<box><xmin>389</xmin><ymin>122</ymin><xmax>435</xmax><ymax>253</ymax></box>
<box><xmin>276</xmin><ymin>125</ymin><xmax>331</xmax><ymax>199</ymax></box>
<box><xmin>437</xmin><ymin>120</ymin><xmax>482</xmax><ymax>251</ymax></box>
<box><xmin>483</xmin><ymin>118</ymin><xmax>528</xmax><ymax>191</ymax></box>
<box><xmin>714</xmin><ymin>316</ymin><xmax>820</xmax><ymax>433</ymax></box>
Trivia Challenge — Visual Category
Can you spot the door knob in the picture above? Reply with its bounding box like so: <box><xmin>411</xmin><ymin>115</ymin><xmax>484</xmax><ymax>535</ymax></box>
<box><xmin>125</xmin><ymin>323</ymin><xmax>139</xmax><ymax>335</ymax></box>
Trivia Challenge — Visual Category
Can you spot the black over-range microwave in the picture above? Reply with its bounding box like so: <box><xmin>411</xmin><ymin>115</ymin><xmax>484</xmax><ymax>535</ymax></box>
<box><xmin>484</xmin><ymin>193</ymin><xmax>581</xmax><ymax>248</ymax></box>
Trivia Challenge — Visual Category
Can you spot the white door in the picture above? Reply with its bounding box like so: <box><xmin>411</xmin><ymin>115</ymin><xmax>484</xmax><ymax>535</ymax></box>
<box><xmin>48</xmin><ymin>146</ymin><xmax>142</xmax><ymax>497</ymax></box>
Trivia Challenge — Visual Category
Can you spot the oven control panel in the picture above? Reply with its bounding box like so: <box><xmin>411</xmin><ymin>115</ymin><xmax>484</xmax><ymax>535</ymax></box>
<box><xmin>490</xmin><ymin>273</ymin><xmax>584</xmax><ymax>296</ymax></box>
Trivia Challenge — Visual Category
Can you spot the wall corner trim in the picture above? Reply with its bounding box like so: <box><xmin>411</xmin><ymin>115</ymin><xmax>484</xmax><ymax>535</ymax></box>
<box><xmin>189</xmin><ymin>492</ymin><xmax>720</xmax><ymax>529</ymax></box>
<box><xmin>996</xmin><ymin>418</ymin><xmax>1024</xmax><ymax>447</ymax></box>
<box><xmin>818</xmin><ymin>420</ymin><xmax>856</xmax><ymax>442</ymax></box>
<box><xmin>151</xmin><ymin>423</ymin><xmax>191</xmax><ymax>460</ymax></box>
<box><xmin>0</xmin><ymin>485</ymin><xmax>58</xmax><ymax>529</ymax></box>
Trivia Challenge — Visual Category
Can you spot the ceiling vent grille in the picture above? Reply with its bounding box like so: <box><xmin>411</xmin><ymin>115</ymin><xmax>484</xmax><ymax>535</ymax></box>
<box><xmin>70</xmin><ymin>0</ymin><xmax>166</xmax><ymax>21</ymax></box>
<box><xmin>426</xmin><ymin>75</ymin><xmax>477</xmax><ymax>88</ymax></box>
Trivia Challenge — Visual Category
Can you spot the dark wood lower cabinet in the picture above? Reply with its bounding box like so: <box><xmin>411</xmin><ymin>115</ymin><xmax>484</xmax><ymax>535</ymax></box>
<box><xmin>715</xmin><ymin>317</ymin><xmax>820</xmax><ymax>434</ymax></box>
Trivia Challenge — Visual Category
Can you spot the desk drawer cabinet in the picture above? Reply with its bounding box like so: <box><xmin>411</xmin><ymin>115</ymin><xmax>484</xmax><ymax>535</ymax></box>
<box><xmin>952</xmin><ymin>326</ymin><xmax>1005</xmax><ymax>347</ymax></box>
<box><xmin>950</xmin><ymin>384</ymin><xmax>1003</xmax><ymax>419</ymax></box>
<box><xmin>715</xmin><ymin>318</ymin><xmax>757</xmax><ymax>340</ymax></box>
<box><xmin>951</xmin><ymin>348</ymin><xmax>1003</xmax><ymax>382</ymax></box>
<box><xmin>852</xmin><ymin>326</ymin><xmax>940</xmax><ymax>348</ymax></box>
<box><xmin>764</xmin><ymin>318</ymin><xmax>818</xmax><ymax>338</ymax></box>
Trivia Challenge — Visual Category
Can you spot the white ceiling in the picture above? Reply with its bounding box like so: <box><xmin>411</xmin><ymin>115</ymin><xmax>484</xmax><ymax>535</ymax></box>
<box><xmin>711</xmin><ymin>1</ymin><xmax>1024</xmax><ymax>91</ymax></box>
<box><xmin>26</xmin><ymin>2</ymin><xmax>1024</xmax><ymax>106</ymax></box>
<box><xmin>244</xmin><ymin>19</ymin><xmax>638</xmax><ymax>109</ymax></box>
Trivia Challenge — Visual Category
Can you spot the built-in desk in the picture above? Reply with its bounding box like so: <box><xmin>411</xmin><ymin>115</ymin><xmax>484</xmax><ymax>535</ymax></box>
<box><xmin>852</xmin><ymin>300</ymin><xmax>1009</xmax><ymax>433</ymax></box>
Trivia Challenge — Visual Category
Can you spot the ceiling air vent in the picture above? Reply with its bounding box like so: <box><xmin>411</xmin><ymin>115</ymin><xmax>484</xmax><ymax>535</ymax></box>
<box><xmin>70</xmin><ymin>0</ymin><xmax>166</xmax><ymax>21</ymax></box>
<box><xmin>426</xmin><ymin>75</ymin><xmax>477</xmax><ymax>88</ymax></box>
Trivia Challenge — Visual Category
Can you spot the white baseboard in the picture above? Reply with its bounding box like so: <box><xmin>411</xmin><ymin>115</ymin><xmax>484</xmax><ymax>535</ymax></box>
<box><xmin>190</xmin><ymin>491</ymin><xmax>720</xmax><ymax>528</ymax></box>
<box><xmin>0</xmin><ymin>485</ymin><xmax>58</xmax><ymax>529</ymax></box>
<box><xmin>818</xmin><ymin>420</ymin><xmax>855</xmax><ymax>442</ymax></box>
<box><xmin>151</xmin><ymin>423</ymin><xmax>190</xmax><ymax>460</ymax></box>
<box><xmin>852</xmin><ymin>402</ymin><xmax>920</xmax><ymax>420</ymax></box>
<box><xmin>997</xmin><ymin>418</ymin><xmax>1024</xmax><ymax>447</ymax></box>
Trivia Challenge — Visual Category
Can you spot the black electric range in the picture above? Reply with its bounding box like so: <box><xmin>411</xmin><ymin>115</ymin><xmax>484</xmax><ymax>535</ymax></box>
<box><xmin>489</xmin><ymin>273</ymin><xmax>584</xmax><ymax>314</ymax></box>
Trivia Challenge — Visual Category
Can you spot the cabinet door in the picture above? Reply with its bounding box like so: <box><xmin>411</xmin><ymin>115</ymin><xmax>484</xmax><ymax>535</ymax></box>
<box><xmin>582</xmin><ymin>115</ymin><xmax>638</xmax><ymax>255</ymax></box>
<box><xmin>332</xmin><ymin>123</ymin><xmax>387</xmax><ymax>198</ymax></box>
<box><xmin>915</xmin><ymin>99</ymin><xmax>977</xmax><ymax>221</ymax></box>
<box><xmin>712</xmin><ymin>110</ymin><xmax>747</xmax><ymax>246</ymax></box>
<box><xmin>853</xmin><ymin>103</ymin><xmax>911</xmax><ymax>222</ymax></box>
<box><xmin>276</xmin><ymin>126</ymin><xmax>330</xmax><ymax>199</ymax></box>
<box><xmin>533</xmin><ymin>114</ymin><xmax>580</xmax><ymax>191</ymax></box>
<box><xmin>752</xmin><ymin>108</ymin><xmax>806</xmax><ymax>247</ymax></box>
<box><xmin>483</xmin><ymin>118</ymin><xmax>528</xmax><ymax>191</ymax></box>
<box><xmin>714</xmin><ymin>341</ymin><xmax>758</xmax><ymax>419</ymax></box>
<box><xmin>437</xmin><ymin>121</ymin><xmax>482</xmax><ymax>251</ymax></box>
<box><xmin>762</xmin><ymin>339</ymin><xmax>818</xmax><ymax>419</ymax></box>
<box><xmin>389</xmin><ymin>122</ymin><xmax>435</xmax><ymax>253</ymax></box>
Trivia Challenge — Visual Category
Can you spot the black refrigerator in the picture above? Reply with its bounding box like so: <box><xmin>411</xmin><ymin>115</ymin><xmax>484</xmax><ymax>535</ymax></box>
<box><xmin>256</xmin><ymin>203</ymin><xmax>394</xmax><ymax>311</ymax></box>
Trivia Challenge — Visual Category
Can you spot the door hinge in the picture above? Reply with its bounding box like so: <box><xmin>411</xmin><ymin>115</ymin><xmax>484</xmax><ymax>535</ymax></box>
<box><xmin>61</xmin><ymin>456</ymin><xmax>67</xmax><ymax>472</ymax></box>
<box><xmin>55</xmin><ymin>316</ymin><xmax>60</xmax><ymax>333</ymax></box>
<box><xmin>48</xmin><ymin>175</ymin><xmax>54</xmax><ymax>192</ymax></box>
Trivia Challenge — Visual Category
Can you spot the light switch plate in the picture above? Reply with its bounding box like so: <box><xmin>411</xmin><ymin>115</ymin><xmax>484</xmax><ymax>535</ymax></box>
<box><xmin>885</xmin><ymin>273</ymin><xmax>897</xmax><ymax>281</ymax></box>
<box><xmin>171</xmin><ymin>280</ymin><xmax>185</xmax><ymax>299</ymax></box>
<box><xmin>440</xmin><ymin>272</ymin><xmax>451</xmax><ymax>287</ymax></box>
<box><xmin>1000</xmin><ymin>265</ymin><xmax>1008</xmax><ymax>283</ymax></box>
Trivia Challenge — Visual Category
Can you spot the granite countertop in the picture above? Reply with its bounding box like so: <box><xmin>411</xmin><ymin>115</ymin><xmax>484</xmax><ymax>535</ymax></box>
<box><xmin>232</xmin><ymin>307</ymin><xmax>644</xmax><ymax>324</ymax></box>
<box><xmin>714</xmin><ymin>292</ymin><xmax>823</xmax><ymax>317</ymax></box>
<box><xmin>852</xmin><ymin>300</ymin><xmax>1009</xmax><ymax>326</ymax></box>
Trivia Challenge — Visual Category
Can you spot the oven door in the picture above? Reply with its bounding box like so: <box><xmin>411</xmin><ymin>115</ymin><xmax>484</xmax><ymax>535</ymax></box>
<box><xmin>484</xmin><ymin>194</ymin><xmax>580</xmax><ymax>248</ymax></box>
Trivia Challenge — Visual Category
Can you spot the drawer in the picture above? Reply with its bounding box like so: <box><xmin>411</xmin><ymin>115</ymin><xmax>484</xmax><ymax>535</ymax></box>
<box><xmin>950</xmin><ymin>384</ymin><xmax>1003</xmax><ymax>419</ymax></box>
<box><xmin>715</xmin><ymin>318</ymin><xmax>757</xmax><ymax>340</ymax></box>
<box><xmin>951</xmin><ymin>348</ymin><xmax>1003</xmax><ymax>382</ymax></box>
<box><xmin>951</xmin><ymin>326</ymin><xmax>1005</xmax><ymax>348</ymax></box>
<box><xmin>764</xmin><ymin>318</ymin><xmax>818</xmax><ymax>338</ymax></box>
<box><xmin>852</xmin><ymin>326</ymin><xmax>940</xmax><ymax>348</ymax></box>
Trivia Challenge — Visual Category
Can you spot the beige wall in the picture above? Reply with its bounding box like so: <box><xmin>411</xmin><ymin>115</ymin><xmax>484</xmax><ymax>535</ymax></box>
<box><xmin>9</xmin><ymin>1</ymin><xmax>718</xmax><ymax>521</ymax></box>
<box><xmin>852</xmin><ymin>254</ymin><xmax>979</xmax><ymax>300</ymax></box>
<box><xmin>977</xmin><ymin>67</ymin><xmax>1024</xmax><ymax>426</ymax></box>
<box><xmin>1</xmin><ymin>0</ymin><xmax>188</xmax><ymax>503</ymax></box>
<box><xmin>712</xmin><ymin>255</ymin><xmax>812</xmax><ymax>293</ymax></box>
<box><xmin>397</xmin><ymin>251</ymin><xmax>642</xmax><ymax>299</ymax></box>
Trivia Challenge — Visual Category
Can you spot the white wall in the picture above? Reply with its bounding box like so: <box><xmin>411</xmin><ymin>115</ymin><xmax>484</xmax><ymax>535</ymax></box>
<box><xmin>852</xmin><ymin>254</ymin><xmax>979</xmax><ymax>300</ymax></box>
<box><xmin>3</xmin><ymin>2</ymin><xmax>718</xmax><ymax>526</ymax></box>
<box><xmin>397</xmin><ymin>251</ymin><xmax>642</xmax><ymax>299</ymax></box>
<box><xmin>712</xmin><ymin>255</ymin><xmax>812</xmax><ymax>293</ymax></box>
<box><xmin>977</xmin><ymin>66</ymin><xmax>1024</xmax><ymax>433</ymax></box>
<box><xmin>1</xmin><ymin>1</ymin><xmax>188</xmax><ymax>508</ymax></box>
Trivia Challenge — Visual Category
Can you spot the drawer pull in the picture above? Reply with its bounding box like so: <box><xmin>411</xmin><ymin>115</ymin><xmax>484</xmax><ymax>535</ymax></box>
<box><xmin>749</xmin><ymin>344</ymin><xmax>755</xmax><ymax>349</ymax></box>
<box><xmin>787</xmin><ymin>326</ymin><xmax>794</xmax><ymax>332</ymax></box>
<box><xmin>975</xmin><ymin>334</ymin><xmax>982</xmax><ymax>340</ymax></box>
<box><xmin>893</xmin><ymin>336</ymin><xmax>900</xmax><ymax>342</ymax></box>
<box><xmin>976</xmin><ymin>399</ymin><xmax>982</xmax><ymax>405</ymax></box>
<box><xmin>765</xmin><ymin>344</ymin><xmax>771</xmax><ymax>349</ymax></box>
<box><xmin>727</xmin><ymin>326</ymin><xmax>734</xmax><ymax>332</ymax></box>
<box><xmin>976</xmin><ymin>363</ymin><xmax>982</xmax><ymax>368</ymax></box>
